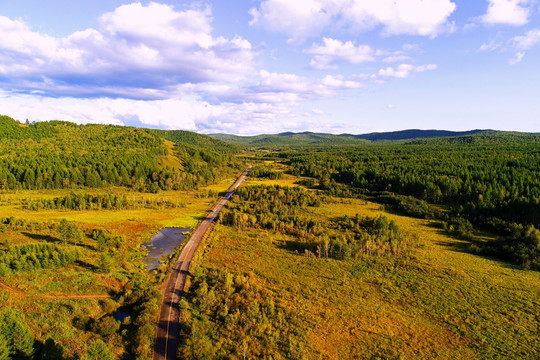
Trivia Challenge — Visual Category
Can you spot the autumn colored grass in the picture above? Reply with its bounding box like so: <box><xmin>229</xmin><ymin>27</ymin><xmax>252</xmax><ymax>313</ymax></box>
<box><xmin>186</xmin><ymin>192</ymin><xmax>540</xmax><ymax>359</ymax></box>
<box><xmin>0</xmin><ymin>176</ymin><xmax>237</xmax><ymax>358</ymax></box>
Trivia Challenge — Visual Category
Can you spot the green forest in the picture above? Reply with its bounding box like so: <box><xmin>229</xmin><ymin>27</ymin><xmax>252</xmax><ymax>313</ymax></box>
<box><xmin>284</xmin><ymin>135</ymin><xmax>540</xmax><ymax>269</ymax></box>
<box><xmin>0</xmin><ymin>115</ymin><xmax>242</xmax><ymax>193</ymax></box>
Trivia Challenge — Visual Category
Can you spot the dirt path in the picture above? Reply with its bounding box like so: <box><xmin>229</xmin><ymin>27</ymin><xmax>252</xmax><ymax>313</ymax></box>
<box><xmin>153</xmin><ymin>166</ymin><xmax>251</xmax><ymax>360</ymax></box>
<box><xmin>0</xmin><ymin>280</ymin><xmax>111</xmax><ymax>300</ymax></box>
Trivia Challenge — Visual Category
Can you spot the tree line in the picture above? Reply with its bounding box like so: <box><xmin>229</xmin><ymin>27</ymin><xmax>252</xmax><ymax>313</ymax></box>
<box><xmin>24</xmin><ymin>192</ymin><xmax>184</xmax><ymax>211</ymax></box>
<box><xmin>285</xmin><ymin>135</ymin><xmax>540</xmax><ymax>269</ymax></box>
<box><xmin>220</xmin><ymin>184</ymin><xmax>414</xmax><ymax>260</ymax></box>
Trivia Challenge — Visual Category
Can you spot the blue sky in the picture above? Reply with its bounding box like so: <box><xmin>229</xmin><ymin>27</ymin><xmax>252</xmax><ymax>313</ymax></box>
<box><xmin>0</xmin><ymin>0</ymin><xmax>539</xmax><ymax>134</ymax></box>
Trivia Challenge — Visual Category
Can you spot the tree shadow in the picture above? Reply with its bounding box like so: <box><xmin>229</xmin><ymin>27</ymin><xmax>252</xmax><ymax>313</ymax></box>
<box><xmin>73</xmin><ymin>241</ymin><xmax>96</xmax><ymax>251</ymax></box>
<box><xmin>75</xmin><ymin>259</ymin><xmax>100</xmax><ymax>272</ymax></box>
<box><xmin>34</xmin><ymin>338</ymin><xmax>66</xmax><ymax>360</ymax></box>
<box><xmin>276</xmin><ymin>239</ymin><xmax>312</xmax><ymax>254</ymax></box>
<box><xmin>21</xmin><ymin>232</ymin><xmax>59</xmax><ymax>244</ymax></box>
<box><xmin>428</xmin><ymin>223</ymin><xmax>527</xmax><ymax>270</ymax></box>
<box><xmin>21</xmin><ymin>232</ymin><xmax>97</xmax><ymax>250</ymax></box>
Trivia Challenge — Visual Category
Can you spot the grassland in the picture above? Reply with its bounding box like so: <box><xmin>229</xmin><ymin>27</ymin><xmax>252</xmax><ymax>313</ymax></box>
<box><xmin>0</xmin><ymin>176</ymin><xmax>237</xmax><ymax>358</ymax></box>
<box><xmin>183</xmin><ymin>176</ymin><xmax>540</xmax><ymax>359</ymax></box>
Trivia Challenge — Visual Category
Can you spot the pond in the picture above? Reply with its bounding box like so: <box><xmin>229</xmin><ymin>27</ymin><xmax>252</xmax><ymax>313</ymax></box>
<box><xmin>142</xmin><ymin>227</ymin><xmax>191</xmax><ymax>271</ymax></box>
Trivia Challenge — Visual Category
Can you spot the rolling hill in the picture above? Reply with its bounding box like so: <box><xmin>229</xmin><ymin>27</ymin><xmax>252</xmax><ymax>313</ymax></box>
<box><xmin>210</xmin><ymin>129</ymin><xmax>500</xmax><ymax>146</ymax></box>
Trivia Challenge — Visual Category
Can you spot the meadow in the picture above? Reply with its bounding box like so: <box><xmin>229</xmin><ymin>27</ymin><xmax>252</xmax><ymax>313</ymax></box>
<box><xmin>179</xmin><ymin>172</ymin><xmax>540</xmax><ymax>359</ymax></box>
<box><xmin>0</xmin><ymin>177</ymin><xmax>236</xmax><ymax>359</ymax></box>
<box><xmin>1</xmin><ymin>117</ymin><xmax>539</xmax><ymax>359</ymax></box>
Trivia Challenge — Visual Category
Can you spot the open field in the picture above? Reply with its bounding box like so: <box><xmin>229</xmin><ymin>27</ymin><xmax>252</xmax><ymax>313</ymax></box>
<box><xmin>0</xmin><ymin>177</ymin><xmax>237</xmax><ymax>358</ymax></box>
<box><xmin>184</xmin><ymin>188</ymin><xmax>540</xmax><ymax>359</ymax></box>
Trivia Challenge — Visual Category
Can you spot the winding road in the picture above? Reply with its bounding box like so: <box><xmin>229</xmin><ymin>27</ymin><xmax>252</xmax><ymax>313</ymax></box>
<box><xmin>153</xmin><ymin>166</ymin><xmax>251</xmax><ymax>360</ymax></box>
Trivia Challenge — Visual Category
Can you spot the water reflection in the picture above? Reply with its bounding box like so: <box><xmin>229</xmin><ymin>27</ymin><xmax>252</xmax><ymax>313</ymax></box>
<box><xmin>142</xmin><ymin>227</ymin><xmax>191</xmax><ymax>270</ymax></box>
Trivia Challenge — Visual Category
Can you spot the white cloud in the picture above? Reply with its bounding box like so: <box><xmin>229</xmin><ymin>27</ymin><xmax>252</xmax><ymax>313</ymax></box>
<box><xmin>512</xmin><ymin>28</ymin><xmax>540</xmax><ymax>50</ymax></box>
<box><xmin>344</xmin><ymin>0</ymin><xmax>457</xmax><ymax>37</ymax></box>
<box><xmin>250</xmin><ymin>0</ymin><xmax>456</xmax><ymax>41</ymax></box>
<box><xmin>304</xmin><ymin>38</ymin><xmax>418</xmax><ymax>69</ymax></box>
<box><xmin>479</xmin><ymin>28</ymin><xmax>540</xmax><ymax>64</ymax></box>
<box><xmin>0</xmin><ymin>63</ymin><xmax>366</xmax><ymax>135</ymax></box>
<box><xmin>249</xmin><ymin>0</ymin><xmax>335</xmax><ymax>43</ymax></box>
<box><xmin>508</xmin><ymin>28</ymin><xmax>540</xmax><ymax>63</ymax></box>
<box><xmin>0</xmin><ymin>91</ymin><xmax>344</xmax><ymax>135</ymax></box>
<box><xmin>305</xmin><ymin>38</ymin><xmax>375</xmax><ymax>69</ymax></box>
<box><xmin>382</xmin><ymin>55</ymin><xmax>412</xmax><ymax>63</ymax></box>
<box><xmin>0</xmin><ymin>2</ymin><xmax>446</xmax><ymax>135</ymax></box>
<box><xmin>481</xmin><ymin>0</ymin><xmax>530</xmax><ymax>26</ymax></box>
<box><xmin>479</xmin><ymin>38</ymin><xmax>503</xmax><ymax>52</ymax></box>
<box><xmin>0</xmin><ymin>3</ymin><xmax>256</xmax><ymax>98</ymax></box>
<box><xmin>227</xmin><ymin>70</ymin><xmax>364</xmax><ymax>102</ymax></box>
<box><xmin>378</xmin><ymin>63</ymin><xmax>437</xmax><ymax>78</ymax></box>
<box><xmin>509</xmin><ymin>51</ymin><xmax>526</xmax><ymax>64</ymax></box>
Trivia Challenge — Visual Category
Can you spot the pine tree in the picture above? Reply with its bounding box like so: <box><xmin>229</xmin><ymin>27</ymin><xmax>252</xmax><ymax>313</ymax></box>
<box><xmin>98</xmin><ymin>254</ymin><xmax>113</xmax><ymax>273</ymax></box>
<box><xmin>56</xmin><ymin>219</ymin><xmax>83</xmax><ymax>245</ymax></box>
<box><xmin>81</xmin><ymin>339</ymin><xmax>113</xmax><ymax>360</ymax></box>
<box><xmin>56</xmin><ymin>219</ymin><xmax>70</xmax><ymax>245</ymax></box>
<box><xmin>0</xmin><ymin>334</ymin><xmax>9</xmax><ymax>360</ymax></box>
<box><xmin>0</xmin><ymin>309</ymin><xmax>34</xmax><ymax>358</ymax></box>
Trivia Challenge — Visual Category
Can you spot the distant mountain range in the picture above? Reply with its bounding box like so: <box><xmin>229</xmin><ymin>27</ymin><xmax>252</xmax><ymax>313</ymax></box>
<box><xmin>344</xmin><ymin>129</ymin><xmax>490</xmax><ymax>141</ymax></box>
<box><xmin>210</xmin><ymin>129</ymin><xmax>500</xmax><ymax>146</ymax></box>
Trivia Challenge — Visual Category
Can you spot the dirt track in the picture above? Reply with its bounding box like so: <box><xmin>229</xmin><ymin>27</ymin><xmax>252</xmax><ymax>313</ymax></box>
<box><xmin>153</xmin><ymin>166</ymin><xmax>251</xmax><ymax>360</ymax></box>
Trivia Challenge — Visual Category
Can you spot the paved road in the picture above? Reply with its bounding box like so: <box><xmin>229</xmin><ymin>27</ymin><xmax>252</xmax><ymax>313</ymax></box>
<box><xmin>153</xmin><ymin>166</ymin><xmax>251</xmax><ymax>360</ymax></box>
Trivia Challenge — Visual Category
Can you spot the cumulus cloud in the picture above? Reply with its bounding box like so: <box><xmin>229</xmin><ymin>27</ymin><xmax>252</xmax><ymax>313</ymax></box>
<box><xmin>377</xmin><ymin>63</ymin><xmax>437</xmax><ymax>78</ymax></box>
<box><xmin>344</xmin><ymin>0</ymin><xmax>457</xmax><ymax>37</ymax></box>
<box><xmin>0</xmin><ymin>3</ymin><xmax>255</xmax><ymax>99</ymax></box>
<box><xmin>219</xmin><ymin>70</ymin><xmax>363</xmax><ymax>103</ymax></box>
<box><xmin>304</xmin><ymin>38</ymin><xmax>419</xmax><ymax>69</ymax></box>
<box><xmin>0</xmin><ymin>2</ymin><xmax>445</xmax><ymax>135</ymax></box>
<box><xmin>250</xmin><ymin>0</ymin><xmax>456</xmax><ymax>42</ymax></box>
<box><xmin>249</xmin><ymin>0</ymin><xmax>336</xmax><ymax>43</ymax></box>
<box><xmin>305</xmin><ymin>38</ymin><xmax>375</xmax><ymax>69</ymax></box>
<box><xmin>0</xmin><ymin>63</ymin><xmax>366</xmax><ymax>135</ymax></box>
<box><xmin>481</xmin><ymin>0</ymin><xmax>530</xmax><ymax>26</ymax></box>
<box><xmin>0</xmin><ymin>91</ymin><xmax>344</xmax><ymax>135</ymax></box>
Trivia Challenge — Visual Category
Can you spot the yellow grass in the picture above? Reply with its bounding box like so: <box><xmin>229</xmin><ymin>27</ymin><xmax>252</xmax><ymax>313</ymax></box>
<box><xmin>157</xmin><ymin>139</ymin><xmax>184</xmax><ymax>170</ymax></box>
<box><xmin>0</xmin><ymin>176</ymin><xmax>239</xmax><ymax>357</ymax></box>
<box><xmin>193</xmin><ymin>191</ymin><xmax>540</xmax><ymax>359</ymax></box>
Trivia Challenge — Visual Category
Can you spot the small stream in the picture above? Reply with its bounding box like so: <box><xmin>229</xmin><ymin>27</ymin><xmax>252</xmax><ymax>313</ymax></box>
<box><xmin>142</xmin><ymin>227</ymin><xmax>191</xmax><ymax>271</ymax></box>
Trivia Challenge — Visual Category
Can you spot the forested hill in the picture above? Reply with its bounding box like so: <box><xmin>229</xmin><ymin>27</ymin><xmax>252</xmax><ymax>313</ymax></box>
<box><xmin>350</xmin><ymin>129</ymin><xmax>488</xmax><ymax>141</ymax></box>
<box><xmin>210</xmin><ymin>132</ymin><xmax>369</xmax><ymax>147</ymax></box>
<box><xmin>210</xmin><ymin>129</ymin><xmax>499</xmax><ymax>146</ymax></box>
<box><xmin>0</xmin><ymin>115</ymin><xmax>241</xmax><ymax>191</ymax></box>
<box><xmin>153</xmin><ymin>129</ymin><xmax>240</xmax><ymax>153</ymax></box>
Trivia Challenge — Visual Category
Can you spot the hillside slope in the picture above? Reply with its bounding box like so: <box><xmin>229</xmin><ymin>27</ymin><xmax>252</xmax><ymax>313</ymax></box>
<box><xmin>0</xmin><ymin>115</ymin><xmax>241</xmax><ymax>191</ymax></box>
